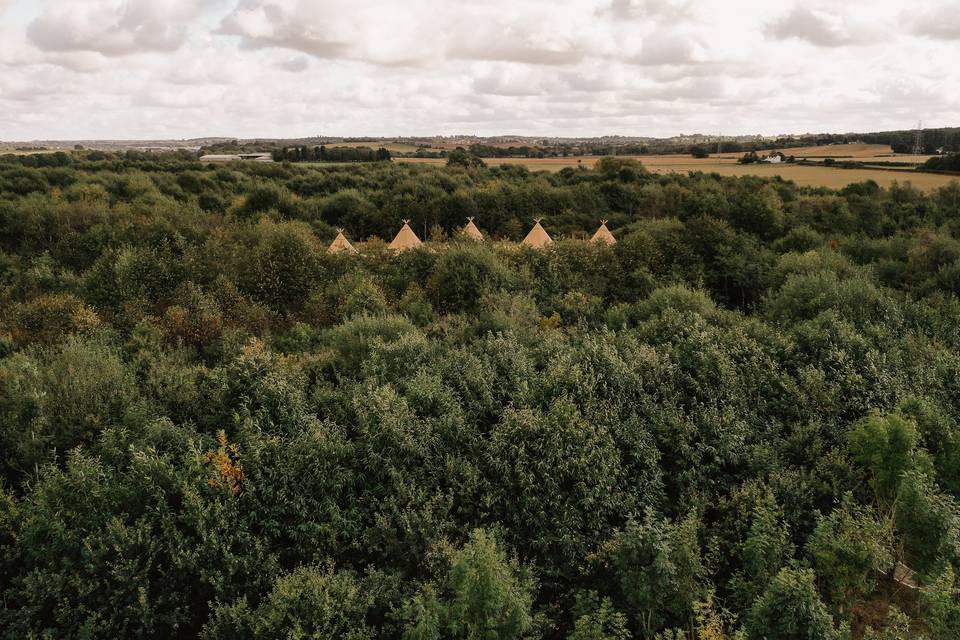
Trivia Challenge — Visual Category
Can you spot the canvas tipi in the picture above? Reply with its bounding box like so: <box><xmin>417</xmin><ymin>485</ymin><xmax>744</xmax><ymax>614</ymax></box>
<box><xmin>521</xmin><ymin>218</ymin><xmax>553</xmax><ymax>249</ymax></box>
<box><xmin>328</xmin><ymin>228</ymin><xmax>358</xmax><ymax>254</ymax></box>
<box><xmin>389</xmin><ymin>219</ymin><xmax>423</xmax><ymax>252</ymax></box>
<box><xmin>591</xmin><ymin>220</ymin><xmax>616</xmax><ymax>245</ymax></box>
<box><xmin>463</xmin><ymin>217</ymin><xmax>484</xmax><ymax>241</ymax></box>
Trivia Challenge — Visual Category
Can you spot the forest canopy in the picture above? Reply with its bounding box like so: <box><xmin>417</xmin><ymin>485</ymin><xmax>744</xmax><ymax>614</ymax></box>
<box><xmin>2</xmin><ymin>152</ymin><xmax>960</xmax><ymax>639</ymax></box>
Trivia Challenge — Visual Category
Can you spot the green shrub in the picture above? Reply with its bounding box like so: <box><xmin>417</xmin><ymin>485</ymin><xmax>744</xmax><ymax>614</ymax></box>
<box><xmin>745</xmin><ymin>568</ymin><xmax>837</xmax><ymax>640</ymax></box>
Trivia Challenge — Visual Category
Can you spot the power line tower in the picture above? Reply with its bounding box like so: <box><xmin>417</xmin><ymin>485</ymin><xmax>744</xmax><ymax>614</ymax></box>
<box><xmin>912</xmin><ymin>120</ymin><xmax>924</xmax><ymax>155</ymax></box>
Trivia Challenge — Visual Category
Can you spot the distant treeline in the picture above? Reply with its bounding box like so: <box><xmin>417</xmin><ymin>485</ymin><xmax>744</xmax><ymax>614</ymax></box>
<box><xmin>774</xmin><ymin>153</ymin><xmax>960</xmax><ymax>175</ymax></box>
<box><xmin>698</xmin><ymin>128</ymin><xmax>960</xmax><ymax>156</ymax></box>
<box><xmin>1</xmin><ymin>149</ymin><xmax>203</xmax><ymax>168</ymax></box>
<box><xmin>272</xmin><ymin>145</ymin><xmax>392</xmax><ymax>163</ymax></box>
<box><xmin>468</xmin><ymin>144</ymin><xmax>546</xmax><ymax>158</ymax></box>
<box><xmin>0</xmin><ymin>151</ymin><xmax>73</xmax><ymax>167</ymax></box>
<box><xmin>923</xmin><ymin>153</ymin><xmax>960</xmax><ymax>172</ymax></box>
<box><xmin>178</xmin><ymin>126</ymin><xmax>960</xmax><ymax>162</ymax></box>
<box><xmin>503</xmin><ymin>128</ymin><xmax>960</xmax><ymax>158</ymax></box>
<box><xmin>858</xmin><ymin>128</ymin><xmax>960</xmax><ymax>154</ymax></box>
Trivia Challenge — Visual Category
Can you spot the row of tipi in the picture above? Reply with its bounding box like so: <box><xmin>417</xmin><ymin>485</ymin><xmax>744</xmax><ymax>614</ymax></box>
<box><xmin>328</xmin><ymin>218</ymin><xmax>616</xmax><ymax>254</ymax></box>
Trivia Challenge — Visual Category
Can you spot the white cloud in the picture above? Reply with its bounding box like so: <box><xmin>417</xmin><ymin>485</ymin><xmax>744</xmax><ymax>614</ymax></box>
<box><xmin>218</xmin><ymin>0</ymin><xmax>597</xmax><ymax>67</ymax></box>
<box><xmin>766</xmin><ymin>6</ymin><xmax>882</xmax><ymax>47</ymax></box>
<box><xmin>1</xmin><ymin>0</ymin><xmax>958</xmax><ymax>140</ymax></box>
<box><xmin>219</xmin><ymin>1</ymin><xmax>352</xmax><ymax>58</ymax></box>
<box><xmin>910</xmin><ymin>2</ymin><xmax>960</xmax><ymax>40</ymax></box>
<box><xmin>472</xmin><ymin>64</ymin><xmax>561</xmax><ymax>96</ymax></box>
<box><xmin>27</xmin><ymin>0</ymin><xmax>213</xmax><ymax>56</ymax></box>
<box><xmin>276</xmin><ymin>56</ymin><xmax>309</xmax><ymax>72</ymax></box>
<box><xmin>632</xmin><ymin>32</ymin><xmax>699</xmax><ymax>65</ymax></box>
<box><xmin>600</xmin><ymin>0</ymin><xmax>693</xmax><ymax>22</ymax></box>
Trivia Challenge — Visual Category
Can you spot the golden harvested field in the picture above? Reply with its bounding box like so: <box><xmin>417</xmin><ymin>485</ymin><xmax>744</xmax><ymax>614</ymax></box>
<box><xmin>717</xmin><ymin>143</ymin><xmax>893</xmax><ymax>159</ymax></box>
<box><xmin>714</xmin><ymin>144</ymin><xmax>935</xmax><ymax>164</ymax></box>
<box><xmin>638</xmin><ymin>158</ymin><xmax>957</xmax><ymax>191</ymax></box>
<box><xmin>396</xmin><ymin>150</ymin><xmax>958</xmax><ymax>191</ymax></box>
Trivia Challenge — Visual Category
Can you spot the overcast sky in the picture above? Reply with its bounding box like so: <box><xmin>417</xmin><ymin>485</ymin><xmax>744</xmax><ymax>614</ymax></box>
<box><xmin>1</xmin><ymin>0</ymin><xmax>958</xmax><ymax>140</ymax></box>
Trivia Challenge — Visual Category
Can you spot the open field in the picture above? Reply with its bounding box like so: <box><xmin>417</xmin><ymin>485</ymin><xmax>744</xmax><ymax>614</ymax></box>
<box><xmin>0</xmin><ymin>147</ymin><xmax>64</xmax><ymax>155</ymax></box>
<box><xmin>638</xmin><ymin>158</ymin><xmax>957</xmax><ymax>191</ymax></box>
<box><xmin>718</xmin><ymin>143</ymin><xmax>898</xmax><ymax>159</ymax></box>
<box><xmin>396</xmin><ymin>150</ymin><xmax>958</xmax><ymax>191</ymax></box>
<box><xmin>714</xmin><ymin>144</ymin><xmax>936</xmax><ymax>165</ymax></box>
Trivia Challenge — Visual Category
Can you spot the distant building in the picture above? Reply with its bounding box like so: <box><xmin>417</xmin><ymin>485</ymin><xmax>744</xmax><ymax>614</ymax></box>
<box><xmin>762</xmin><ymin>152</ymin><xmax>784</xmax><ymax>163</ymax></box>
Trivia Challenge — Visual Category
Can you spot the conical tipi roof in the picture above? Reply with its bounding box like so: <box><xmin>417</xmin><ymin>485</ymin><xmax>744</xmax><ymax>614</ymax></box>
<box><xmin>591</xmin><ymin>220</ymin><xmax>616</xmax><ymax>245</ymax></box>
<box><xmin>328</xmin><ymin>229</ymin><xmax>358</xmax><ymax>254</ymax></box>
<box><xmin>521</xmin><ymin>218</ymin><xmax>553</xmax><ymax>249</ymax></box>
<box><xmin>463</xmin><ymin>217</ymin><xmax>484</xmax><ymax>241</ymax></box>
<box><xmin>389</xmin><ymin>220</ymin><xmax>422</xmax><ymax>252</ymax></box>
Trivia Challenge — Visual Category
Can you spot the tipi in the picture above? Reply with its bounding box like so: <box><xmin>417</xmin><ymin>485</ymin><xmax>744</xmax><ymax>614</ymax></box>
<box><xmin>521</xmin><ymin>218</ymin><xmax>553</xmax><ymax>249</ymax></box>
<box><xmin>389</xmin><ymin>219</ymin><xmax>423</xmax><ymax>252</ymax></box>
<box><xmin>328</xmin><ymin>228</ymin><xmax>358</xmax><ymax>254</ymax></box>
<box><xmin>591</xmin><ymin>220</ymin><xmax>616</xmax><ymax>245</ymax></box>
<box><xmin>463</xmin><ymin>217</ymin><xmax>484</xmax><ymax>241</ymax></box>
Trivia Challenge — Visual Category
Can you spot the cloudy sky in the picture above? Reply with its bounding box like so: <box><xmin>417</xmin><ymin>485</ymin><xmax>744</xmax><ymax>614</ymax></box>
<box><xmin>1</xmin><ymin>0</ymin><xmax>958</xmax><ymax>140</ymax></box>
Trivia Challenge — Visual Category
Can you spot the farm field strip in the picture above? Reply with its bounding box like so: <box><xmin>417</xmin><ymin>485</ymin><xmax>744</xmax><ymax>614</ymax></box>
<box><xmin>395</xmin><ymin>154</ymin><xmax>957</xmax><ymax>191</ymax></box>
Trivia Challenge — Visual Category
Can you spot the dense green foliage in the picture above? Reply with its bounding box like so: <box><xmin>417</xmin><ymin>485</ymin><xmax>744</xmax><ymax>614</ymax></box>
<box><xmin>923</xmin><ymin>154</ymin><xmax>960</xmax><ymax>173</ymax></box>
<box><xmin>272</xmin><ymin>145</ymin><xmax>392</xmax><ymax>163</ymax></box>
<box><xmin>2</xmin><ymin>153</ymin><xmax>960</xmax><ymax>638</ymax></box>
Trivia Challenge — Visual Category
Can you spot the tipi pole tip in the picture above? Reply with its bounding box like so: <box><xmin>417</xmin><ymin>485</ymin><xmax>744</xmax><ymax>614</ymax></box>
<box><xmin>401</xmin><ymin>219</ymin><xmax>410</xmax><ymax>225</ymax></box>
<box><xmin>533</xmin><ymin>217</ymin><xmax>542</xmax><ymax>224</ymax></box>
<box><xmin>467</xmin><ymin>216</ymin><xmax>474</xmax><ymax>222</ymax></box>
